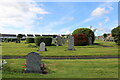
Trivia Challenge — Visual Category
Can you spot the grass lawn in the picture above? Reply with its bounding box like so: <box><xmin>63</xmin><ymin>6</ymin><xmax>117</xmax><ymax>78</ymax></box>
<box><xmin>2</xmin><ymin>40</ymin><xmax>118</xmax><ymax>57</ymax></box>
<box><xmin>2</xmin><ymin>58</ymin><xmax>118</xmax><ymax>78</ymax></box>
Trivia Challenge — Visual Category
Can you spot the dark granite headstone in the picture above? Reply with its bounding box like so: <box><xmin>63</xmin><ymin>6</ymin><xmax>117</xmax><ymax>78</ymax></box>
<box><xmin>25</xmin><ymin>52</ymin><xmax>42</xmax><ymax>73</ymax></box>
<box><xmin>88</xmin><ymin>37</ymin><xmax>92</xmax><ymax>45</ymax></box>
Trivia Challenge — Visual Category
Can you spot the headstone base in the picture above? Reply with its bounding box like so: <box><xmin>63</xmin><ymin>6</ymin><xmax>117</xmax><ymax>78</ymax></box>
<box><xmin>24</xmin><ymin>70</ymin><xmax>42</xmax><ymax>73</ymax></box>
<box><xmin>68</xmin><ymin>48</ymin><xmax>75</xmax><ymax>50</ymax></box>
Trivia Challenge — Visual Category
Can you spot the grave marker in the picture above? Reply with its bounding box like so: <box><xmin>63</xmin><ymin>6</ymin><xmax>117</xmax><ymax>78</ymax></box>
<box><xmin>68</xmin><ymin>35</ymin><xmax>75</xmax><ymax>50</ymax></box>
<box><xmin>25</xmin><ymin>52</ymin><xmax>42</xmax><ymax>73</ymax></box>
<box><xmin>39</xmin><ymin>42</ymin><xmax>45</xmax><ymax>51</ymax></box>
<box><xmin>56</xmin><ymin>36</ymin><xmax>62</xmax><ymax>46</ymax></box>
<box><xmin>88</xmin><ymin>37</ymin><xmax>92</xmax><ymax>45</ymax></box>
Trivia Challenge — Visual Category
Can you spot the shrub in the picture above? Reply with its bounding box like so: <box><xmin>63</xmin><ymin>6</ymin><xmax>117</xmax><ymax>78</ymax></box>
<box><xmin>26</xmin><ymin>38</ymin><xmax>34</xmax><ymax>43</ymax></box>
<box><xmin>5</xmin><ymin>38</ymin><xmax>17</xmax><ymax>42</ymax></box>
<box><xmin>73</xmin><ymin>34</ymin><xmax>88</xmax><ymax>46</ymax></box>
<box><xmin>6</xmin><ymin>38</ymin><xmax>11</xmax><ymax>42</ymax></box>
<box><xmin>72</xmin><ymin>28</ymin><xmax>95</xmax><ymax>44</ymax></box>
<box><xmin>111</xmin><ymin>25</ymin><xmax>120</xmax><ymax>45</ymax></box>
<box><xmin>35</xmin><ymin>36</ymin><xmax>52</xmax><ymax>46</ymax></box>
<box><xmin>21</xmin><ymin>38</ymin><xmax>26</xmax><ymax>41</ymax></box>
<box><xmin>11</xmin><ymin>38</ymin><xmax>17</xmax><ymax>42</ymax></box>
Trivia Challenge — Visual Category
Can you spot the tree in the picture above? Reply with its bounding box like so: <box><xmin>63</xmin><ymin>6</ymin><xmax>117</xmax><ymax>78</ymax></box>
<box><xmin>111</xmin><ymin>25</ymin><xmax>120</xmax><ymax>45</ymax></box>
<box><xmin>72</xmin><ymin>28</ymin><xmax>95</xmax><ymax>44</ymax></box>
<box><xmin>103</xmin><ymin>33</ymin><xmax>107</xmax><ymax>38</ymax></box>
<box><xmin>17</xmin><ymin>34</ymin><xmax>23</xmax><ymax>40</ymax></box>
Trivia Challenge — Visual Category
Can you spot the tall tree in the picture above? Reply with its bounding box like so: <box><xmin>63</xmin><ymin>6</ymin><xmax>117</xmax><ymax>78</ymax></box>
<box><xmin>103</xmin><ymin>33</ymin><xmax>107</xmax><ymax>38</ymax></box>
<box><xmin>17</xmin><ymin>34</ymin><xmax>23</xmax><ymax>40</ymax></box>
<box><xmin>111</xmin><ymin>25</ymin><xmax>120</xmax><ymax>45</ymax></box>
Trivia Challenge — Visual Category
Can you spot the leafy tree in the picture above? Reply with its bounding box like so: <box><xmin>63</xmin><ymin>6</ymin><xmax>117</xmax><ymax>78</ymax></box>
<box><xmin>72</xmin><ymin>28</ymin><xmax>95</xmax><ymax>44</ymax></box>
<box><xmin>103</xmin><ymin>33</ymin><xmax>107</xmax><ymax>38</ymax></box>
<box><xmin>111</xmin><ymin>25</ymin><xmax>120</xmax><ymax>45</ymax></box>
<box><xmin>17</xmin><ymin>34</ymin><xmax>23</xmax><ymax>40</ymax></box>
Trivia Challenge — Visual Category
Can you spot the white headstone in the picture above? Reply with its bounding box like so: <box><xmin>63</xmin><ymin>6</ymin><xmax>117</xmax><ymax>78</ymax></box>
<box><xmin>39</xmin><ymin>42</ymin><xmax>45</xmax><ymax>51</ymax></box>
<box><xmin>25</xmin><ymin>52</ymin><xmax>42</xmax><ymax>73</ymax></box>
<box><xmin>68</xmin><ymin>35</ymin><xmax>75</xmax><ymax>50</ymax></box>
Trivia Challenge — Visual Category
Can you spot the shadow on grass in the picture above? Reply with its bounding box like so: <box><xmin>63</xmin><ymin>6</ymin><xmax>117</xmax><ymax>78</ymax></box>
<box><xmin>93</xmin><ymin>43</ymin><xmax>112</xmax><ymax>47</ymax></box>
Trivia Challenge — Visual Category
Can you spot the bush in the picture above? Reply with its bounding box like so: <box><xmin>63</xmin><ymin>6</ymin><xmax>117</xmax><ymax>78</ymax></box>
<box><xmin>6</xmin><ymin>38</ymin><xmax>11</xmax><ymax>42</ymax></box>
<box><xmin>111</xmin><ymin>25</ymin><xmax>120</xmax><ymax>45</ymax></box>
<box><xmin>72</xmin><ymin>28</ymin><xmax>95</xmax><ymax>44</ymax></box>
<box><xmin>26</xmin><ymin>38</ymin><xmax>34</xmax><ymax>43</ymax></box>
<box><xmin>5</xmin><ymin>38</ymin><xmax>17</xmax><ymax>42</ymax></box>
<box><xmin>11</xmin><ymin>38</ymin><xmax>17</xmax><ymax>42</ymax></box>
<box><xmin>21</xmin><ymin>38</ymin><xmax>26</xmax><ymax>41</ymax></box>
<box><xmin>73</xmin><ymin>34</ymin><xmax>88</xmax><ymax>46</ymax></box>
<box><xmin>35</xmin><ymin>36</ymin><xmax>52</xmax><ymax>46</ymax></box>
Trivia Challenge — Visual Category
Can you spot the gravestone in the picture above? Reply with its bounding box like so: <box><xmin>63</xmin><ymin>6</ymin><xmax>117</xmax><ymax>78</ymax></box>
<box><xmin>68</xmin><ymin>35</ymin><xmax>75</xmax><ymax>50</ymax></box>
<box><xmin>62</xmin><ymin>37</ymin><xmax>65</xmax><ymax>44</ymax></box>
<box><xmin>52</xmin><ymin>38</ymin><xmax>58</xmax><ymax>46</ymax></box>
<box><xmin>56</xmin><ymin>36</ymin><xmax>62</xmax><ymax>46</ymax></box>
<box><xmin>39</xmin><ymin>42</ymin><xmax>45</xmax><ymax>51</ymax></box>
<box><xmin>88</xmin><ymin>37</ymin><xmax>92</xmax><ymax>45</ymax></box>
<box><xmin>25</xmin><ymin>52</ymin><xmax>42</xmax><ymax>73</ymax></box>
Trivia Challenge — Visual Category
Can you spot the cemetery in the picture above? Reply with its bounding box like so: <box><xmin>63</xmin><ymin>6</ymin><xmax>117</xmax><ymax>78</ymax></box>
<box><xmin>0</xmin><ymin>27</ymin><xmax>119</xmax><ymax>78</ymax></box>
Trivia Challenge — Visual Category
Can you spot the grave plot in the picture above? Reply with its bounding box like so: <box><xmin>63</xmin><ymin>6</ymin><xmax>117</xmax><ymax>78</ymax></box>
<box><xmin>2</xmin><ymin>59</ymin><xmax>118</xmax><ymax>78</ymax></box>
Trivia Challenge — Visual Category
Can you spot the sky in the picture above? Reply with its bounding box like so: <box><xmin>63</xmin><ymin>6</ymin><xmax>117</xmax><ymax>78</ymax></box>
<box><xmin>0</xmin><ymin>0</ymin><xmax>118</xmax><ymax>36</ymax></box>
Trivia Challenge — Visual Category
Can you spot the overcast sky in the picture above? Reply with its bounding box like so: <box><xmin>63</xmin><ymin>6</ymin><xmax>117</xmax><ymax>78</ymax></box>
<box><xmin>0</xmin><ymin>0</ymin><xmax>118</xmax><ymax>36</ymax></box>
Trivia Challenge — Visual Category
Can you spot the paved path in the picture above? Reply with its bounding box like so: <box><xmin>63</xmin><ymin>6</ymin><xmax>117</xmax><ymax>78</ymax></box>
<box><xmin>2</xmin><ymin>56</ymin><xmax>120</xmax><ymax>59</ymax></box>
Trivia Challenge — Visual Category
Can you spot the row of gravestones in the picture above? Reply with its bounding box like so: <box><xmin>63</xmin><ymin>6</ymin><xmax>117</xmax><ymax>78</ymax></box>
<box><xmin>52</xmin><ymin>36</ymin><xmax>66</xmax><ymax>46</ymax></box>
<box><xmin>39</xmin><ymin>35</ymin><xmax>75</xmax><ymax>51</ymax></box>
<box><xmin>39</xmin><ymin>35</ymin><xmax>93</xmax><ymax>51</ymax></box>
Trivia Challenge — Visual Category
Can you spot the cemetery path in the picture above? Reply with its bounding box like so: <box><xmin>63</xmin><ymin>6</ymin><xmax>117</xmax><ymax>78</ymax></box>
<box><xmin>2</xmin><ymin>56</ymin><xmax>120</xmax><ymax>59</ymax></box>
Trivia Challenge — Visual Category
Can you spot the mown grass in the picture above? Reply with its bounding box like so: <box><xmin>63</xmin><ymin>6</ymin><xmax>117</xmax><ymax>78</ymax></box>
<box><xmin>2</xmin><ymin>59</ymin><xmax>118</xmax><ymax>78</ymax></box>
<box><xmin>2</xmin><ymin>40</ymin><xmax>118</xmax><ymax>57</ymax></box>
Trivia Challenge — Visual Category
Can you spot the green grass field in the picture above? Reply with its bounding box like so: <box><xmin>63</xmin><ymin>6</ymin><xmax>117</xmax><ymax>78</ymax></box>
<box><xmin>1</xmin><ymin>40</ymin><xmax>119</xmax><ymax>78</ymax></box>
<box><xmin>2</xmin><ymin>40</ymin><xmax>118</xmax><ymax>57</ymax></box>
<box><xmin>2</xmin><ymin>59</ymin><xmax>118</xmax><ymax>78</ymax></box>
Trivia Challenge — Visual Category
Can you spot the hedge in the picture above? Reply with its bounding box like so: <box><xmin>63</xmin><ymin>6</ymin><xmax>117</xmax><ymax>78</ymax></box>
<box><xmin>6</xmin><ymin>38</ymin><xmax>17</xmax><ymax>42</ymax></box>
<box><xmin>35</xmin><ymin>36</ymin><xmax>52</xmax><ymax>46</ymax></box>
<box><xmin>26</xmin><ymin>38</ymin><xmax>34</xmax><ymax>43</ymax></box>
